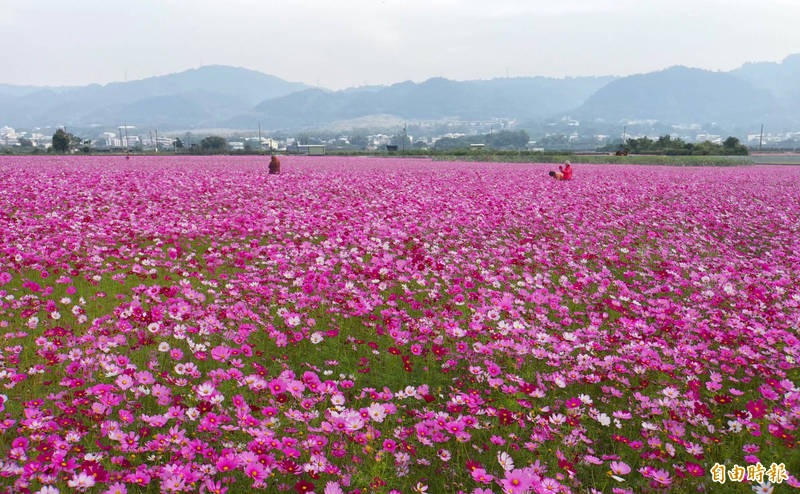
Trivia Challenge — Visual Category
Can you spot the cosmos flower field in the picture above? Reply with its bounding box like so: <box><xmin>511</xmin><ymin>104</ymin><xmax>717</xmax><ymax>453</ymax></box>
<box><xmin>0</xmin><ymin>155</ymin><xmax>798</xmax><ymax>494</ymax></box>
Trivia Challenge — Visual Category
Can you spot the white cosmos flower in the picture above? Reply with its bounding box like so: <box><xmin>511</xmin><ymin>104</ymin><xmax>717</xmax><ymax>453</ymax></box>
<box><xmin>753</xmin><ymin>482</ymin><xmax>774</xmax><ymax>494</ymax></box>
<box><xmin>497</xmin><ymin>451</ymin><xmax>515</xmax><ymax>471</ymax></box>
<box><xmin>367</xmin><ymin>403</ymin><xmax>386</xmax><ymax>423</ymax></box>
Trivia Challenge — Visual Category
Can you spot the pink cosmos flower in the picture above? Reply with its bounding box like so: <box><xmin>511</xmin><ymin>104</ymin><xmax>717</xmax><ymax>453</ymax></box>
<box><xmin>471</xmin><ymin>467</ymin><xmax>494</xmax><ymax>484</ymax></box>
<box><xmin>650</xmin><ymin>468</ymin><xmax>672</xmax><ymax>486</ymax></box>
<box><xmin>324</xmin><ymin>482</ymin><xmax>344</xmax><ymax>494</ymax></box>
<box><xmin>67</xmin><ymin>471</ymin><xmax>95</xmax><ymax>491</ymax></box>
<box><xmin>244</xmin><ymin>462</ymin><xmax>267</xmax><ymax>482</ymax></box>
<box><xmin>114</xmin><ymin>374</ymin><xmax>133</xmax><ymax>391</ymax></box>
<box><xmin>747</xmin><ymin>399</ymin><xmax>767</xmax><ymax>419</ymax></box>
<box><xmin>609</xmin><ymin>461</ymin><xmax>630</xmax><ymax>475</ymax></box>
<box><xmin>743</xmin><ymin>443</ymin><xmax>760</xmax><ymax>453</ymax></box>
<box><xmin>500</xmin><ymin>468</ymin><xmax>533</xmax><ymax>494</ymax></box>
<box><xmin>685</xmin><ymin>462</ymin><xmax>704</xmax><ymax>477</ymax></box>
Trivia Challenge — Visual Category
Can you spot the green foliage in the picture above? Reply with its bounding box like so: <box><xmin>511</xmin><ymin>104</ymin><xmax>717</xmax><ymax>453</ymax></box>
<box><xmin>51</xmin><ymin>128</ymin><xmax>70</xmax><ymax>153</ymax></box>
<box><xmin>17</xmin><ymin>137</ymin><xmax>33</xmax><ymax>148</ymax></box>
<box><xmin>326</xmin><ymin>149</ymin><xmax>750</xmax><ymax>166</ymax></box>
<box><xmin>615</xmin><ymin>134</ymin><xmax>749</xmax><ymax>156</ymax></box>
<box><xmin>200</xmin><ymin>135</ymin><xmax>227</xmax><ymax>152</ymax></box>
<box><xmin>433</xmin><ymin>130</ymin><xmax>530</xmax><ymax>150</ymax></box>
<box><xmin>723</xmin><ymin>136</ymin><xmax>749</xmax><ymax>154</ymax></box>
<box><xmin>433</xmin><ymin>152</ymin><xmax>749</xmax><ymax>166</ymax></box>
<box><xmin>486</xmin><ymin>130</ymin><xmax>530</xmax><ymax>148</ymax></box>
<box><xmin>173</xmin><ymin>137</ymin><xmax>184</xmax><ymax>149</ymax></box>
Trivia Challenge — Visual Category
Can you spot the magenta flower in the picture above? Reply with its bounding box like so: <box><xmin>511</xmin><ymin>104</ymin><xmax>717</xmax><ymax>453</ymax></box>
<box><xmin>500</xmin><ymin>468</ymin><xmax>534</xmax><ymax>494</ymax></box>
<box><xmin>471</xmin><ymin>467</ymin><xmax>494</xmax><ymax>484</ymax></box>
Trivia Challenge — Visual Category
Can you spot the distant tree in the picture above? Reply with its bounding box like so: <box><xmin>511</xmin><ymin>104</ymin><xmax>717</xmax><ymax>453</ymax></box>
<box><xmin>17</xmin><ymin>137</ymin><xmax>33</xmax><ymax>148</ymax></box>
<box><xmin>433</xmin><ymin>136</ymin><xmax>465</xmax><ymax>150</ymax></box>
<box><xmin>722</xmin><ymin>136</ymin><xmax>748</xmax><ymax>155</ymax></box>
<box><xmin>722</xmin><ymin>136</ymin><xmax>737</xmax><ymax>148</ymax></box>
<box><xmin>70</xmin><ymin>134</ymin><xmax>83</xmax><ymax>150</ymax></box>
<box><xmin>349</xmin><ymin>133</ymin><xmax>369</xmax><ymax>149</ymax></box>
<box><xmin>622</xmin><ymin>134</ymin><xmax>748</xmax><ymax>156</ymax></box>
<box><xmin>539</xmin><ymin>134</ymin><xmax>571</xmax><ymax>149</ymax></box>
<box><xmin>200</xmin><ymin>136</ymin><xmax>227</xmax><ymax>152</ymax></box>
<box><xmin>173</xmin><ymin>137</ymin><xmax>184</xmax><ymax>149</ymax></box>
<box><xmin>52</xmin><ymin>129</ymin><xmax>70</xmax><ymax>153</ymax></box>
<box><xmin>486</xmin><ymin>130</ymin><xmax>529</xmax><ymax>149</ymax></box>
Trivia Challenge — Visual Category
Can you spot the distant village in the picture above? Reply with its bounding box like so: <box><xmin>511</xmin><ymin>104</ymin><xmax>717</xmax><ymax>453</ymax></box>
<box><xmin>3</xmin><ymin>121</ymin><xmax>800</xmax><ymax>153</ymax></box>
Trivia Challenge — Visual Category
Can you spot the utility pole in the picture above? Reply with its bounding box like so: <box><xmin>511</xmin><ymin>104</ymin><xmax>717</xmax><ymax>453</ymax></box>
<box><xmin>402</xmin><ymin>123</ymin><xmax>407</xmax><ymax>153</ymax></box>
<box><xmin>759</xmin><ymin>124</ymin><xmax>764</xmax><ymax>152</ymax></box>
<box><xmin>155</xmin><ymin>129</ymin><xmax>159</xmax><ymax>153</ymax></box>
<box><xmin>622</xmin><ymin>125</ymin><xmax>627</xmax><ymax>145</ymax></box>
<box><xmin>258</xmin><ymin>122</ymin><xmax>262</xmax><ymax>153</ymax></box>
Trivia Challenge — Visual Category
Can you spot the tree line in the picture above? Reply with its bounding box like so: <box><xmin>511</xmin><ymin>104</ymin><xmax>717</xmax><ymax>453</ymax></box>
<box><xmin>602</xmin><ymin>135</ymin><xmax>748</xmax><ymax>155</ymax></box>
<box><xmin>432</xmin><ymin>130</ymin><xmax>530</xmax><ymax>151</ymax></box>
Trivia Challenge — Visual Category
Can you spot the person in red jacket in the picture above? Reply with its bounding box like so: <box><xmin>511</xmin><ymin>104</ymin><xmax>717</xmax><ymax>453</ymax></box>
<box><xmin>559</xmin><ymin>160</ymin><xmax>573</xmax><ymax>180</ymax></box>
<box><xmin>549</xmin><ymin>160</ymin><xmax>573</xmax><ymax>180</ymax></box>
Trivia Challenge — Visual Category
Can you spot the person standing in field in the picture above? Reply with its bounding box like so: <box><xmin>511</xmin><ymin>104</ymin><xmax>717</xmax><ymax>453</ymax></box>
<box><xmin>269</xmin><ymin>155</ymin><xmax>281</xmax><ymax>175</ymax></box>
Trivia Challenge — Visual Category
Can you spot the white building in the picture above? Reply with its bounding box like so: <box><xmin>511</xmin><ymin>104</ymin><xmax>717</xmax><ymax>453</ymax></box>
<box><xmin>1</xmin><ymin>126</ymin><xmax>16</xmax><ymax>146</ymax></box>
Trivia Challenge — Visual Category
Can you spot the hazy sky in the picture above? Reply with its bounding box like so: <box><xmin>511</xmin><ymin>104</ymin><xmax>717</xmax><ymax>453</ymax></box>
<box><xmin>3</xmin><ymin>0</ymin><xmax>800</xmax><ymax>89</ymax></box>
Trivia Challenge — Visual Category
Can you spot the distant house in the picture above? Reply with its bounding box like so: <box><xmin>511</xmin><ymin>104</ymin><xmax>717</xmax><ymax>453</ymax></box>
<box><xmin>228</xmin><ymin>141</ymin><xmax>245</xmax><ymax>151</ymax></box>
<box><xmin>0</xmin><ymin>126</ymin><xmax>16</xmax><ymax>140</ymax></box>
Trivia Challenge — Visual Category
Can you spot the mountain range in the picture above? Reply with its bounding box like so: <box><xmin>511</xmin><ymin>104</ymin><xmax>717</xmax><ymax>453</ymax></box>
<box><xmin>2</xmin><ymin>55</ymin><xmax>800</xmax><ymax>133</ymax></box>
<box><xmin>0</xmin><ymin>66</ymin><xmax>308</xmax><ymax>130</ymax></box>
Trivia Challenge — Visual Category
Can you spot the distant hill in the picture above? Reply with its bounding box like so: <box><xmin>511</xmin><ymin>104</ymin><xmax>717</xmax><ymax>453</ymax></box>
<box><xmin>241</xmin><ymin>76</ymin><xmax>615</xmax><ymax>129</ymax></box>
<box><xmin>0</xmin><ymin>66</ymin><xmax>308</xmax><ymax>129</ymax></box>
<box><xmin>573</xmin><ymin>66</ymin><xmax>777</xmax><ymax>124</ymax></box>
<box><xmin>731</xmin><ymin>54</ymin><xmax>800</xmax><ymax>101</ymax></box>
<box><xmin>730</xmin><ymin>54</ymin><xmax>800</xmax><ymax>122</ymax></box>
